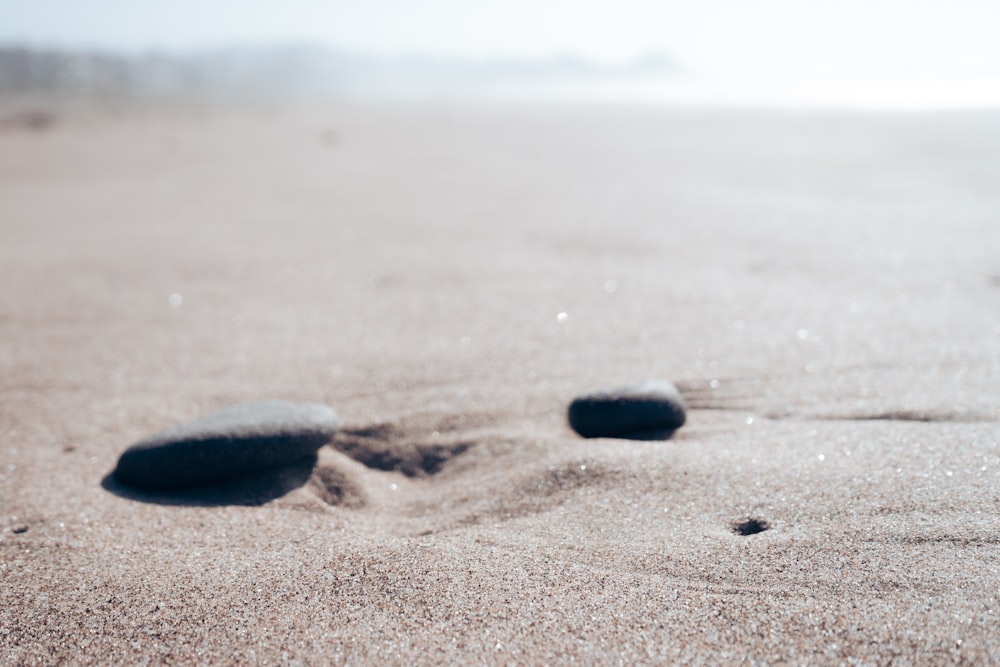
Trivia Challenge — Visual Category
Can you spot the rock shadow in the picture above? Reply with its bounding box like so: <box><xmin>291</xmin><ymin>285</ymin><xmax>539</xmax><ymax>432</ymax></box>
<box><xmin>598</xmin><ymin>427</ymin><xmax>680</xmax><ymax>441</ymax></box>
<box><xmin>101</xmin><ymin>454</ymin><xmax>318</xmax><ymax>507</ymax></box>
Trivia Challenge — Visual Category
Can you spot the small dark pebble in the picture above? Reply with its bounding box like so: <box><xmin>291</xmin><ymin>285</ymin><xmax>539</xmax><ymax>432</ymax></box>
<box><xmin>568</xmin><ymin>379</ymin><xmax>686</xmax><ymax>439</ymax></box>
<box><xmin>12</xmin><ymin>525</ymin><xmax>28</xmax><ymax>534</ymax></box>
<box><xmin>113</xmin><ymin>401</ymin><xmax>340</xmax><ymax>491</ymax></box>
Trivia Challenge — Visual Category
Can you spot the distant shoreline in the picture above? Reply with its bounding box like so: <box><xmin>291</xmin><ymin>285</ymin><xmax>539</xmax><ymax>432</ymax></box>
<box><xmin>2</xmin><ymin>44</ymin><xmax>998</xmax><ymax>111</ymax></box>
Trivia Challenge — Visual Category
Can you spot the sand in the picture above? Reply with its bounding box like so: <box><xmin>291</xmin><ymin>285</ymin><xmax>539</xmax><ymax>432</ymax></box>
<box><xmin>1</xmin><ymin>101</ymin><xmax>998</xmax><ymax>664</ymax></box>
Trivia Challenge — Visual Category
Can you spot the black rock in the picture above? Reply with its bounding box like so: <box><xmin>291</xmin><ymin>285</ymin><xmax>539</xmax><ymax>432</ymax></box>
<box><xmin>568</xmin><ymin>380</ymin><xmax>686</xmax><ymax>439</ymax></box>
<box><xmin>114</xmin><ymin>401</ymin><xmax>341</xmax><ymax>490</ymax></box>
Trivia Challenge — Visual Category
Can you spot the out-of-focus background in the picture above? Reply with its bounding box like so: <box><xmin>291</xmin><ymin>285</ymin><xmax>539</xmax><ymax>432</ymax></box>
<box><xmin>2</xmin><ymin>0</ymin><xmax>1000</xmax><ymax>110</ymax></box>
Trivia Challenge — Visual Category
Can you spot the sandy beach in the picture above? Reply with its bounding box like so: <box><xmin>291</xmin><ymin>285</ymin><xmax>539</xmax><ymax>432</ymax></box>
<box><xmin>1</xmin><ymin>102</ymin><xmax>998</xmax><ymax>664</ymax></box>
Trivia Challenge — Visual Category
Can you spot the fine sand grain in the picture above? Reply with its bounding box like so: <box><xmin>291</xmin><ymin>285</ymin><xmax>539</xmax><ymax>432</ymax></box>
<box><xmin>1</xmin><ymin>102</ymin><xmax>999</xmax><ymax>664</ymax></box>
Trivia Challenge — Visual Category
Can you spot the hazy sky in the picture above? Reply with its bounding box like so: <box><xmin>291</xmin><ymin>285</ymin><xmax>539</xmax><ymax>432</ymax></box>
<box><xmin>2</xmin><ymin>0</ymin><xmax>1000</xmax><ymax>80</ymax></box>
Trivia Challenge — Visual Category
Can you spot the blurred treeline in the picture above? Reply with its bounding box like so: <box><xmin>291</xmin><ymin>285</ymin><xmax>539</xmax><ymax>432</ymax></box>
<box><xmin>0</xmin><ymin>45</ymin><xmax>677</xmax><ymax>101</ymax></box>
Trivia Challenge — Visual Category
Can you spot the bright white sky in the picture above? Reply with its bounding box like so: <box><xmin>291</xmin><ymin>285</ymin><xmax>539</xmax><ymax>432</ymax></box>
<box><xmin>2</xmin><ymin>0</ymin><xmax>1000</xmax><ymax>107</ymax></box>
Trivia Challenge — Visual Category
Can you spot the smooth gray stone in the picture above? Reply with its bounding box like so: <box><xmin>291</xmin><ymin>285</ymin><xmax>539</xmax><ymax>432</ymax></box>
<box><xmin>114</xmin><ymin>401</ymin><xmax>341</xmax><ymax>490</ymax></box>
<box><xmin>568</xmin><ymin>380</ymin><xmax>686</xmax><ymax>439</ymax></box>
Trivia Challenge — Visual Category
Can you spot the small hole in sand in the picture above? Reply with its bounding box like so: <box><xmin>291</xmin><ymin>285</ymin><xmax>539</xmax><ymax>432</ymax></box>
<box><xmin>334</xmin><ymin>423</ymin><xmax>474</xmax><ymax>477</ymax></box>
<box><xmin>733</xmin><ymin>518</ymin><xmax>769</xmax><ymax>536</ymax></box>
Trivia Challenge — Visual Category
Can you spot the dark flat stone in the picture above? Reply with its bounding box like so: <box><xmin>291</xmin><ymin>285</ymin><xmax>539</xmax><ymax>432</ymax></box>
<box><xmin>114</xmin><ymin>401</ymin><xmax>340</xmax><ymax>490</ymax></box>
<box><xmin>568</xmin><ymin>380</ymin><xmax>686</xmax><ymax>439</ymax></box>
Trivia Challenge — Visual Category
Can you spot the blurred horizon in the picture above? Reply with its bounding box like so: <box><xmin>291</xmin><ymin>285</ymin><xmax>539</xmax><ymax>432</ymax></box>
<box><xmin>2</xmin><ymin>1</ymin><xmax>1000</xmax><ymax>110</ymax></box>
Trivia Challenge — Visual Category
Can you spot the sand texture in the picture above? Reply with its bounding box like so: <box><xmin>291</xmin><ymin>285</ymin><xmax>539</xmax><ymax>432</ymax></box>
<box><xmin>1</xmin><ymin>103</ymin><xmax>999</xmax><ymax>664</ymax></box>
